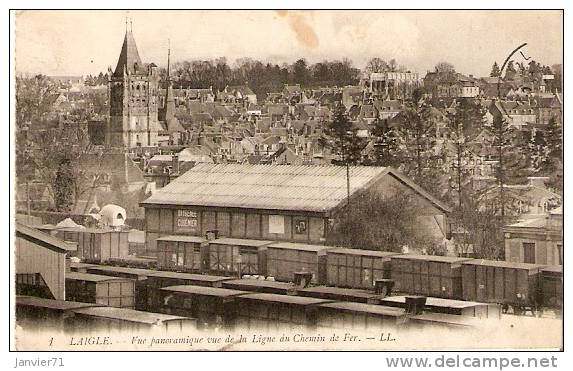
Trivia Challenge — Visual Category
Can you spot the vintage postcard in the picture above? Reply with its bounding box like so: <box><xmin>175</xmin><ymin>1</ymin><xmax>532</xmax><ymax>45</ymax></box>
<box><xmin>11</xmin><ymin>9</ymin><xmax>563</xmax><ymax>352</ymax></box>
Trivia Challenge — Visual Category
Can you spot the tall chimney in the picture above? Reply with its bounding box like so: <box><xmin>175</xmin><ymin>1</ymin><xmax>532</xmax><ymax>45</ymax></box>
<box><xmin>171</xmin><ymin>154</ymin><xmax>179</xmax><ymax>175</ymax></box>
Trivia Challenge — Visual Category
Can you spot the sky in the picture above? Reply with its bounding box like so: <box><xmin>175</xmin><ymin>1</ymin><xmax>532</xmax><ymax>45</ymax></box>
<box><xmin>14</xmin><ymin>10</ymin><xmax>563</xmax><ymax>78</ymax></box>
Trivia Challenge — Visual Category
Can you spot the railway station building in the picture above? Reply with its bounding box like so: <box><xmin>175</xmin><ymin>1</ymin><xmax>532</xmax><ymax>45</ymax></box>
<box><xmin>141</xmin><ymin>164</ymin><xmax>451</xmax><ymax>255</ymax></box>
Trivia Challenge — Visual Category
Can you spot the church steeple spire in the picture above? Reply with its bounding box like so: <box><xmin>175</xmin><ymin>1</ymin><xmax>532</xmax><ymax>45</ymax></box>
<box><xmin>113</xmin><ymin>19</ymin><xmax>143</xmax><ymax>76</ymax></box>
<box><xmin>163</xmin><ymin>39</ymin><xmax>175</xmax><ymax>123</ymax></box>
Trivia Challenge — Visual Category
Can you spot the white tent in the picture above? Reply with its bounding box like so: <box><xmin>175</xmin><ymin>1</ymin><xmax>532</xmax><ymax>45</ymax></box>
<box><xmin>56</xmin><ymin>218</ymin><xmax>84</xmax><ymax>229</ymax></box>
<box><xmin>99</xmin><ymin>204</ymin><xmax>127</xmax><ymax>228</ymax></box>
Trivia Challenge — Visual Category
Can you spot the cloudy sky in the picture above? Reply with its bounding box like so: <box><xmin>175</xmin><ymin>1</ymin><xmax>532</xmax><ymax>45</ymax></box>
<box><xmin>15</xmin><ymin>10</ymin><xmax>562</xmax><ymax>77</ymax></box>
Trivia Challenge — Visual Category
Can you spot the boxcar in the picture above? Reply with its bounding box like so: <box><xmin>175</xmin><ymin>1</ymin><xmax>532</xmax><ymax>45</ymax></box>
<box><xmin>65</xmin><ymin>272</ymin><xmax>135</xmax><ymax>308</ymax></box>
<box><xmin>266</xmin><ymin>242</ymin><xmax>333</xmax><ymax>284</ymax></box>
<box><xmin>158</xmin><ymin>285</ymin><xmax>248</xmax><ymax>329</ymax></box>
<box><xmin>221</xmin><ymin>279</ymin><xmax>295</xmax><ymax>295</ymax></box>
<box><xmin>461</xmin><ymin>260</ymin><xmax>544</xmax><ymax>313</ymax></box>
<box><xmin>381</xmin><ymin>296</ymin><xmax>502</xmax><ymax>319</ymax></box>
<box><xmin>207</xmin><ymin>238</ymin><xmax>273</xmax><ymax>276</ymax></box>
<box><xmin>15</xmin><ymin>296</ymin><xmax>102</xmax><ymax>333</ymax></box>
<box><xmin>145</xmin><ymin>271</ymin><xmax>234</xmax><ymax>309</ymax></box>
<box><xmin>297</xmin><ymin>286</ymin><xmax>379</xmax><ymax>304</ymax></box>
<box><xmin>316</xmin><ymin>302</ymin><xmax>407</xmax><ymax>330</ymax></box>
<box><xmin>86</xmin><ymin>266</ymin><xmax>160</xmax><ymax>311</ymax></box>
<box><xmin>390</xmin><ymin>255</ymin><xmax>471</xmax><ymax>299</ymax></box>
<box><xmin>326</xmin><ymin>248</ymin><xmax>400</xmax><ymax>289</ymax></box>
<box><xmin>76</xmin><ymin>228</ymin><xmax>129</xmax><ymax>263</ymax></box>
<box><xmin>156</xmin><ymin>235</ymin><xmax>206</xmax><ymax>272</ymax></box>
<box><xmin>67</xmin><ymin>306</ymin><xmax>197</xmax><ymax>334</ymax></box>
<box><xmin>234</xmin><ymin>293</ymin><xmax>331</xmax><ymax>331</ymax></box>
<box><xmin>540</xmin><ymin>266</ymin><xmax>562</xmax><ymax>311</ymax></box>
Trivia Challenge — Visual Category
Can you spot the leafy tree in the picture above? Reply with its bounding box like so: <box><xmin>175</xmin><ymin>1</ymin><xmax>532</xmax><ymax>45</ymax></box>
<box><xmin>365</xmin><ymin>57</ymin><xmax>388</xmax><ymax>73</ymax></box>
<box><xmin>434</xmin><ymin>62</ymin><xmax>455</xmax><ymax>74</ymax></box>
<box><xmin>327</xmin><ymin>192</ymin><xmax>443</xmax><ymax>253</ymax></box>
<box><xmin>545</xmin><ymin>116</ymin><xmax>562</xmax><ymax>160</ymax></box>
<box><xmin>490</xmin><ymin>62</ymin><xmax>501</xmax><ymax>77</ymax></box>
<box><xmin>291</xmin><ymin>58</ymin><xmax>309</xmax><ymax>84</ymax></box>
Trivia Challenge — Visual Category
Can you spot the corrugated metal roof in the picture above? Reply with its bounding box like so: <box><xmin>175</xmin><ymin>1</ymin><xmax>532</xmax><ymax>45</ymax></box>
<box><xmin>318</xmin><ymin>302</ymin><xmax>406</xmax><ymax>317</ymax></box>
<box><xmin>160</xmin><ymin>285</ymin><xmax>247</xmax><ymax>297</ymax></box>
<box><xmin>16</xmin><ymin>223</ymin><xmax>77</xmax><ymax>252</ymax></box>
<box><xmin>141</xmin><ymin>163</ymin><xmax>390</xmax><ymax>213</ymax></box>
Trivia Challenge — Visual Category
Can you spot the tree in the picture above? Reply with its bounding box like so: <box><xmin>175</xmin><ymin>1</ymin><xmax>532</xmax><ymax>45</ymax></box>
<box><xmin>545</xmin><ymin>116</ymin><xmax>562</xmax><ymax>160</ymax></box>
<box><xmin>53</xmin><ymin>158</ymin><xmax>74</xmax><ymax>212</ymax></box>
<box><xmin>490</xmin><ymin>62</ymin><xmax>501</xmax><ymax>77</ymax></box>
<box><xmin>434</xmin><ymin>62</ymin><xmax>455</xmax><ymax>74</ymax></box>
<box><xmin>16</xmin><ymin>74</ymin><xmax>58</xmax><ymax>128</ymax></box>
<box><xmin>291</xmin><ymin>58</ymin><xmax>309</xmax><ymax>84</ymax></box>
<box><xmin>393</xmin><ymin>103</ymin><xmax>444</xmax><ymax>192</ymax></box>
<box><xmin>487</xmin><ymin>113</ymin><xmax>528</xmax><ymax>217</ymax></box>
<box><xmin>321</xmin><ymin>103</ymin><xmax>365</xmax><ymax>166</ymax></box>
<box><xmin>365</xmin><ymin>57</ymin><xmax>388</xmax><ymax>73</ymax></box>
<box><xmin>327</xmin><ymin>192</ymin><xmax>443</xmax><ymax>253</ymax></box>
<box><xmin>369</xmin><ymin>118</ymin><xmax>401</xmax><ymax>167</ymax></box>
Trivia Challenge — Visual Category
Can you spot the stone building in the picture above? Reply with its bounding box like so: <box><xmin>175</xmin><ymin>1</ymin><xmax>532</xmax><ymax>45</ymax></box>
<box><xmin>107</xmin><ymin>25</ymin><xmax>162</xmax><ymax>148</ymax></box>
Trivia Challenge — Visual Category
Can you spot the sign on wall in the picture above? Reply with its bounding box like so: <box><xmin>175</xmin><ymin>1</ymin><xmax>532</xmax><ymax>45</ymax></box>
<box><xmin>268</xmin><ymin>215</ymin><xmax>285</xmax><ymax>234</ymax></box>
<box><xmin>176</xmin><ymin>209</ymin><xmax>198</xmax><ymax>232</ymax></box>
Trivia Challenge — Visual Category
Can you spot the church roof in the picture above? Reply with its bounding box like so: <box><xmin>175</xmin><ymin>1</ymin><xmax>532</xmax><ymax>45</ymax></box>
<box><xmin>114</xmin><ymin>30</ymin><xmax>144</xmax><ymax>76</ymax></box>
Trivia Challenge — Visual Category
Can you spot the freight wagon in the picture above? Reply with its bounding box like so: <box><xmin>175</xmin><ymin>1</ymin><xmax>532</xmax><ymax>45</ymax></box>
<box><xmin>540</xmin><ymin>266</ymin><xmax>562</xmax><ymax>313</ymax></box>
<box><xmin>85</xmin><ymin>265</ymin><xmax>159</xmax><ymax>311</ymax></box>
<box><xmin>390</xmin><ymin>255</ymin><xmax>471</xmax><ymax>299</ymax></box>
<box><xmin>266</xmin><ymin>242</ymin><xmax>333</xmax><ymax>284</ymax></box>
<box><xmin>67</xmin><ymin>306</ymin><xmax>197</xmax><ymax>334</ymax></box>
<box><xmin>461</xmin><ymin>260</ymin><xmax>545</xmax><ymax>314</ymax></box>
<box><xmin>38</xmin><ymin>226</ymin><xmax>129</xmax><ymax>263</ymax></box>
<box><xmin>408</xmin><ymin>313</ymin><xmax>478</xmax><ymax>330</ymax></box>
<box><xmin>326</xmin><ymin>248</ymin><xmax>399</xmax><ymax>289</ymax></box>
<box><xmin>65</xmin><ymin>272</ymin><xmax>135</xmax><ymax>308</ymax></box>
<box><xmin>156</xmin><ymin>235</ymin><xmax>206</xmax><ymax>272</ymax></box>
<box><xmin>316</xmin><ymin>302</ymin><xmax>407</xmax><ymax>330</ymax></box>
<box><xmin>15</xmin><ymin>296</ymin><xmax>102</xmax><ymax>333</ymax></box>
<box><xmin>158</xmin><ymin>285</ymin><xmax>248</xmax><ymax>329</ymax></box>
<box><xmin>234</xmin><ymin>293</ymin><xmax>331</xmax><ymax>331</ymax></box>
<box><xmin>381</xmin><ymin>296</ymin><xmax>502</xmax><ymax>318</ymax></box>
<box><xmin>16</xmin><ymin>296</ymin><xmax>196</xmax><ymax>336</ymax></box>
<box><xmin>207</xmin><ymin>238</ymin><xmax>273</xmax><ymax>276</ymax></box>
<box><xmin>78</xmin><ymin>229</ymin><xmax>129</xmax><ymax>263</ymax></box>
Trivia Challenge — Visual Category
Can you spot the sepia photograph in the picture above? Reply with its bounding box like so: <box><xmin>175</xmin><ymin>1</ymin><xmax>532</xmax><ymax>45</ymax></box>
<box><xmin>9</xmin><ymin>9</ymin><xmax>564</xmax><ymax>353</ymax></box>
